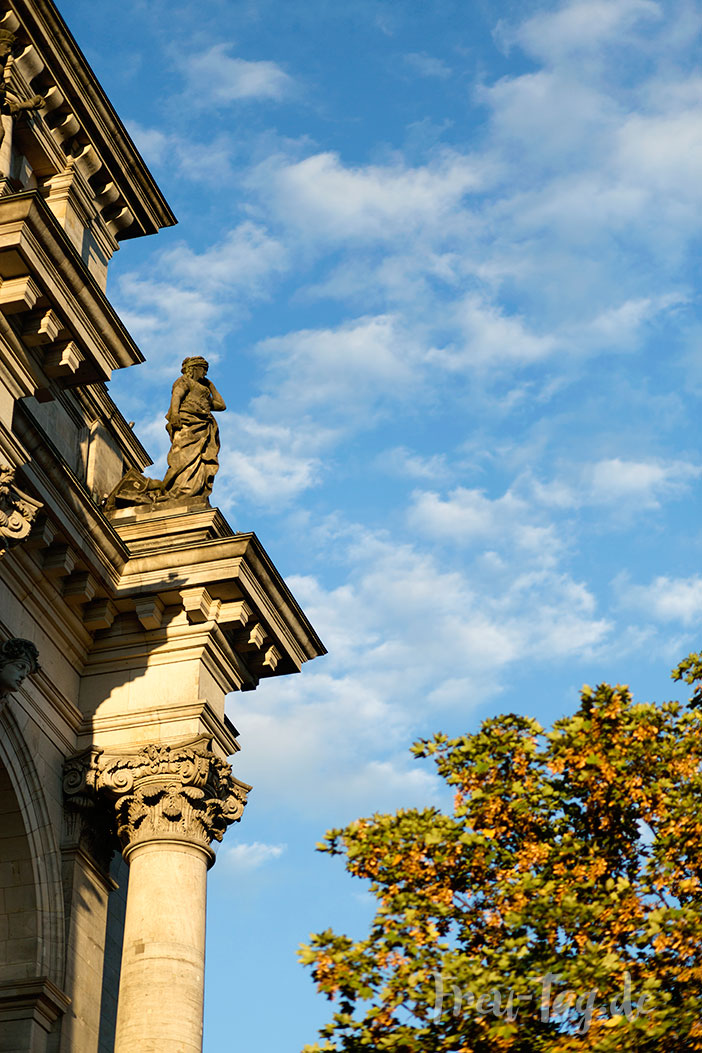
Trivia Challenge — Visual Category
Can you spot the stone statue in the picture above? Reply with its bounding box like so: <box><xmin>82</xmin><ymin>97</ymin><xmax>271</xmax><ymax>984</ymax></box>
<box><xmin>104</xmin><ymin>356</ymin><xmax>226</xmax><ymax>510</ymax></box>
<box><xmin>0</xmin><ymin>29</ymin><xmax>44</xmax><ymax>155</ymax></box>
<box><xmin>0</xmin><ymin>637</ymin><xmax>40</xmax><ymax>703</ymax></box>
<box><xmin>162</xmin><ymin>356</ymin><xmax>226</xmax><ymax>499</ymax></box>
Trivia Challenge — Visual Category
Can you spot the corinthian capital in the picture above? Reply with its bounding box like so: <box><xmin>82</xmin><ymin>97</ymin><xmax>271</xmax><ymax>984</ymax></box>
<box><xmin>0</xmin><ymin>465</ymin><xmax>42</xmax><ymax>553</ymax></box>
<box><xmin>64</xmin><ymin>737</ymin><xmax>250</xmax><ymax>857</ymax></box>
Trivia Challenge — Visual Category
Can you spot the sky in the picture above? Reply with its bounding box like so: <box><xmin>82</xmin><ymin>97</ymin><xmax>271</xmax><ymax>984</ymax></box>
<box><xmin>54</xmin><ymin>0</ymin><xmax>702</xmax><ymax>1048</ymax></box>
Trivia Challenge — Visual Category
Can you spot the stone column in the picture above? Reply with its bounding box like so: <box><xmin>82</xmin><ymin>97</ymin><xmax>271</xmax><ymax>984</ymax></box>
<box><xmin>65</xmin><ymin>738</ymin><xmax>250</xmax><ymax>1053</ymax></box>
<box><xmin>115</xmin><ymin>839</ymin><xmax>210</xmax><ymax>1052</ymax></box>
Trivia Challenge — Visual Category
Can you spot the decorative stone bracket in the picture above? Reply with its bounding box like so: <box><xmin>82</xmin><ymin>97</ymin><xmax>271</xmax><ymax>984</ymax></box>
<box><xmin>180</xmin><ymin>588</ymin><xmax>282</xmax><ymax>678</ymax></box>
<box><xmin>0</xmin><ymin>192</ymin><xmax>145</xmax><ymax>400</ymax></box>
<box><xmin>64</xmin><ymin>737</ymin><xmax>251</xmax><ymax>861</ymax></box>
<box><xmin>0</xmin><ymin>463</ymin><xmax>42</xmax><ymax>553</ymax></box>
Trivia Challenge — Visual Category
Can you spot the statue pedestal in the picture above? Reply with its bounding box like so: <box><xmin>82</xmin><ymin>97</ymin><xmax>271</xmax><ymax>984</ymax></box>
<box><xmin>77</xmin><ymin>502</ymin><xmax>324</xmax><ymax>759</ymax></box>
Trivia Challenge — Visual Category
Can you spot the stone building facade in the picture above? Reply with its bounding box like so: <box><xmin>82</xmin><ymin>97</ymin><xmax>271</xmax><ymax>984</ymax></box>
<box><xmin>0</xmin><ymin>2</ymin><xmax>324</xmax><ymax>1051</ymax></box>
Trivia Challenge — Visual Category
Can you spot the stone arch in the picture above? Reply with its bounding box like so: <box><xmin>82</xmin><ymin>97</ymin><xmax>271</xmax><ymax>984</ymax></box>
<box><xmin>0</xmin><ymin>705</ymin><xmax>65</xmax><ymax>985</ymax></box>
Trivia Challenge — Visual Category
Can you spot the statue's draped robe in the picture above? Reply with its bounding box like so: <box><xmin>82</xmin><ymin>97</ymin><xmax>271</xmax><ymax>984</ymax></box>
<box><xmin>163</xmin><ymin>377</ymin><xmax>220</xmax><ymax>498</ymax></box>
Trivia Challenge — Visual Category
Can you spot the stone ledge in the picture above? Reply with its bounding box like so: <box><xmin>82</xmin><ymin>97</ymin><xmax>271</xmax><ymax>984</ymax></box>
<box><xmin>0</xmin><ymin>976</ymin><xmax>71</xmax><ymax>1028</ymax></box>
<box><xmin>0</xmin><ymin>190</ymin><xmax>144</xmax><ymax>388</ymax></box>
<box><xmin>0</xmin><ymin>0</ymin><xmax>176</xmax><ymax>240</ymax></box>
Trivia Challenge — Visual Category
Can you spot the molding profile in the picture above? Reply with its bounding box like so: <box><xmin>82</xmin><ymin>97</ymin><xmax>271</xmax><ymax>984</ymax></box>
<box><xmin>0</xmin><ymin>191</ymin><xmax>145</xmax><ymax>387</ymax></box>
<box><xmin>0</xmin><ymin>0</ymin><xmax>176</xmax><ymax>241</ymax></box>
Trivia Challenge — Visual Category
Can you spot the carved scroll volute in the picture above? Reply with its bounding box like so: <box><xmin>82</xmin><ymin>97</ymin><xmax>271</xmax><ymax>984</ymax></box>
<box><xmin>64</xmin><ymin>739</ymin><xmax>251</xmax><ymax>862</ymax></box>
<box><xmin>0</xmin><ymin>465</ymin><xmax>42</xmax><ymax>554</ymax></box>
<box><xmin>63</xmin><ymin>746</ymin><xmax>104</xmax><ymax>805</ymax></box>
<box><xmin>62</xmin><ymin>746</ymin><xmax>118</xmax><ymax>871</ymax></box>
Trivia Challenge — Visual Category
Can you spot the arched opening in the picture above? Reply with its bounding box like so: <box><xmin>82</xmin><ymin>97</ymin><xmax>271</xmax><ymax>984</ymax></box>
<box><xmin>0</xmin><ymin>707</ymin><xmax>67</xmax><ymax>1049</ymax></box>
<box><xmin>0</xmin><ymin>757</ymin><xmax>40</xmax><ymax>981</ymax></box>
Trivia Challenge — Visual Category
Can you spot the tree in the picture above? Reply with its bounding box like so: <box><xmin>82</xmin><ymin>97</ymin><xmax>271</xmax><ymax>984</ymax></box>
<box><xmin>299</xmin><ymin>654</ymin><xmax>702</xmax><ymax>1051</ymax></box>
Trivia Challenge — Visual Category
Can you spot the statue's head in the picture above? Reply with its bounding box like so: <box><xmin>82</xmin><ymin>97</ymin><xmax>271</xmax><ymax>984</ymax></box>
<box><xmin>0</xmin><ymin>637</ymin><xmax>40</xmax><ymax>695</ymax></box>
<box><xmin>181</xmin><ymin>356</ymin><xmax>209</xmax><ymax>379</ymax></box>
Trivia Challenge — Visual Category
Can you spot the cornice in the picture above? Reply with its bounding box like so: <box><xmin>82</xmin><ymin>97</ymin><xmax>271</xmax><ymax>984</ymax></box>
<box><xmin>113</xmin><ymin>529</ymin><xmax>327</xmax><ymax>675</ymax></box>
<box><xmin>118</xmin><ymin>530</ymin><xmax>324</xmax><ymax>652</ymax></box>
<box><xmin>0</xmin><ymin>190</ymin><xmax>144</xmax><ymax>381</ymax></box>
<box><xmin>1</xmin><ymin>0</ymin><xmax>176</xmax><ymax>239</ymax></box>
<box><xmin>0</xmin><ymin>977</ymin><xmax>71</xmax><ymax>1027</ymax></box>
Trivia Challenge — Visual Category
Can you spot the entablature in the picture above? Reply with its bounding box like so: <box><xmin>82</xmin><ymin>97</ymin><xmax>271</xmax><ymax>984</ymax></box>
<box><xmin>87</xmin><ymin>503</ymin><xmax>327</xmax><ymax>693</ymax></box>
<box><xmin>0</xmin><ymin>0</ymin><xmax>175</xmax><ymax>249</ymax></box>
<box><xmin>109</xmin><ymin>506</ymin><xmax>325</xmax><ymax>684</ymax></box>
<box><xmin>2</xmin><ymin>486</ymin><xmax>325</xmax><ymax>707</ymax></box>
<box><xmin>0</xmin><ymin>191</ymin><xmax>144</xmax><ymax>391</ymax></box>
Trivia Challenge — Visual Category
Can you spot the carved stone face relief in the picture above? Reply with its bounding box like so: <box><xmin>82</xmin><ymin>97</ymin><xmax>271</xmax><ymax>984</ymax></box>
<box><xmin>0</xmin><ymin>658</ymin><xmax>31</xmax><ymax>692</ymax></box>
<box><xmin>0</xmin><ymin>638</ymin><xmax>40</xmax><ymax>699</ymax></box>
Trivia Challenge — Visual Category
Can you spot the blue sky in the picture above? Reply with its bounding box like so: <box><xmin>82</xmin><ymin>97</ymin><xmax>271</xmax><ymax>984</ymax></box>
<box><xmin>58</xmin><ymin>0</ymin><xmax>702</xmax><ymax>1048</ymax></box>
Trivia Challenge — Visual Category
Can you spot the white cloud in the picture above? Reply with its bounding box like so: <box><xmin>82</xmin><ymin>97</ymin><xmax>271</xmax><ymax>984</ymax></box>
<box><xmin>253</xmin><ymin>150</ymin><xmax>486</xmax><ymax>241</ymax></box>
<box><xmin>116</xmin><ymin>279</ymin><xmax>222</xmax><ymax>367</ymax></box>
<box><xmin>281</xmin><ymin>573</ymin><xmax>381</xmax><ymax>665</ymax></box>
<box><xmin>126</xmin><ymin>120</ymin><xmax>235</xmax><ymax>184</ymax></box>
<box><xmin>126</xmin><ymin>121</ymin><xmax>170</xmax><ymax>166</ymax></box>
<box><xmin>182</xmin><ymin>44</ymin><xmax>294</xmax><ymax>104</ymax></box>
<box><xmin>587</xmin><ymin>458</ymin><xmax>700</xmax><ymax>506</ymax></box>
<box><xmin>481</xmin><ymin>70</ymin><xmax>616</xmax><ymax>164</ymax></box>
<box><xmin>230</xmin><ymin>509</ymin><xmax>611</xmax><ymax>818</ymax></box>
<box><xmin>408</xmin><ymin>485</ymin><xmax>563</xmax><ymax>564</ymax></box>
<box><xmin>218</xmin><ymin>416</ymin><xmax>325</xmax><ymax>508</ymax></box>
<box><xmin>160</xmin><ymin>223</ymin><xmax>287</xmax><ymax>292</ymax></box>
<box><xmin>433</xmin><ymin>294</ymin><xmax>559</xmax><ymax>368</ymax></box>
<box><xmin>114</xmin><ymin>223</ymin><xmax>287</xmax><ymax>374</ymax></box>
<box><xmin>580</xmin><ymin>294</ymin><xmax>686</xmax><ymax>349</ymax></box>
<box><xmin>252</xmin><ymin>314</ymin><xmax>425</xmax><ymax>424</ymax></box>
<box><xmin>375</xmin><ymin>445</ymin><xmax>450</xmax><ymax>482</ymax></box>
<box><xmin>409</xmin><ymin>485</ymin><xmax>515</xmax><ymax>540</ymax></box>
<box><xmin>404</xmin><ymin>52</ymin><xmax>452</xmax><ymax>79</ymax></box>
<box><xmin>232</xmin><ymin>669</ymin><xmax>438</xmax><ymax>820</ymax></box>
<box><xmin>616</xmin><ymin>108</ymin><xmax>702</xmax><ymax>203</ymax></box>
<box><xmin>217</xmin><ymin>841</ymin><xmax>286</xmax><ymax>871</ymax></box>
<box><xmin>528</xmin><ymin>458</ymin><xmax>700</xmax><ymax>512</ymax></box>
<box><xmin>187</xmin><ymin>313</ymin><xmax>428</xmax><ymax>508</ymax></box>
<box><xmin>499</xmin><ymin>0</ymin><xmax>662</xmax><ymax>64</ymax></box>
<box><xmin>616</xmin><ymin>575</ymin><xmax>702</xmax><ymax>626</ymax></box>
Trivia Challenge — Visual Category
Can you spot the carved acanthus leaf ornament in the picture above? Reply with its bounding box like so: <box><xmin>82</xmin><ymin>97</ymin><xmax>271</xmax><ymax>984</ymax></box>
<box><xmin>64</xmin><ymin>737</ymin><xmax>250</xmax><ymax>857</ymax></box>
<box><xmin>0</xmin><ymin>465</ymin><xmax>42</xmax><ymax>553</ymax></box>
